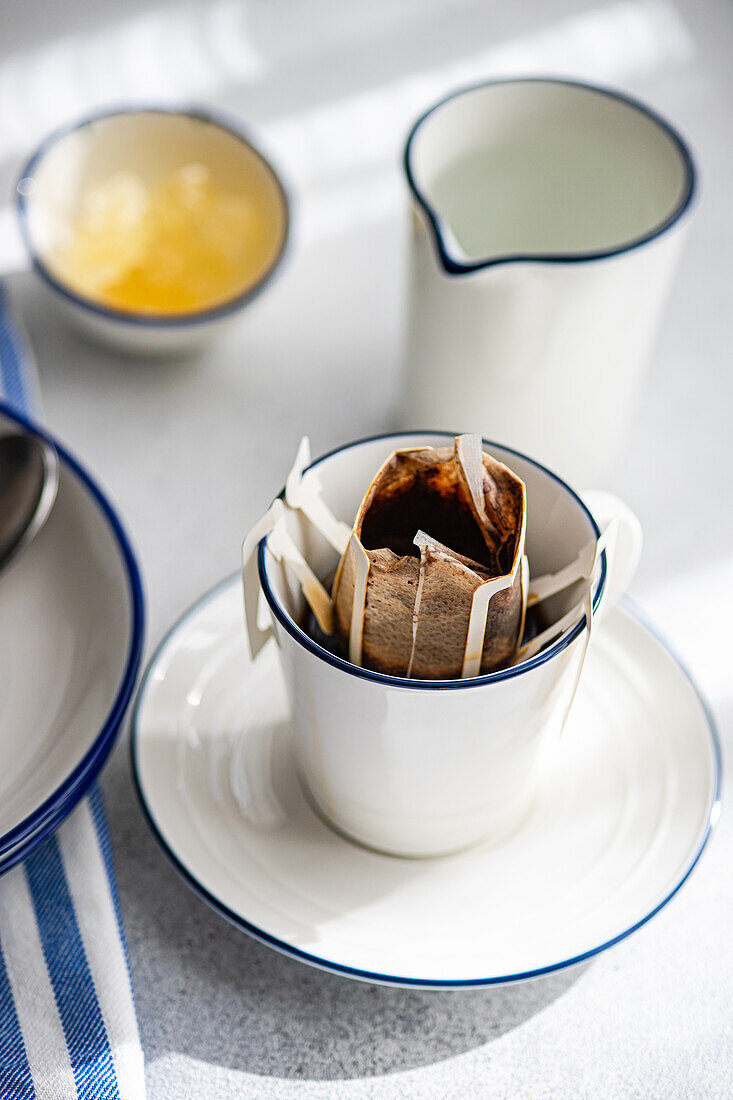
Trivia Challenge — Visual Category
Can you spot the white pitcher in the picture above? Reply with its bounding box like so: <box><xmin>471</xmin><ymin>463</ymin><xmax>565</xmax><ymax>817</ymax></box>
<box><xmin>401</xmin><ymin>78</ymin><xmax>696</xmax><ymax>487</ymax></box>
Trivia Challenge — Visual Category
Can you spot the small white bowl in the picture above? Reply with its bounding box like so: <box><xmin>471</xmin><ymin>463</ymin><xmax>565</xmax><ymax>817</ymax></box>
<box><xmin>15</xmin><ymin>106</ymin><xmax>289</xmax><ymax>356</ymax></box>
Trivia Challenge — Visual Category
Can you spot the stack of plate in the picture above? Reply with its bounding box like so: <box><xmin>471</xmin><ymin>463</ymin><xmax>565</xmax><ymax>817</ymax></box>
<box><xmin>0</xmin><ymin>402</ymin><xmax>144</xmax><ymax>874</ymax></box>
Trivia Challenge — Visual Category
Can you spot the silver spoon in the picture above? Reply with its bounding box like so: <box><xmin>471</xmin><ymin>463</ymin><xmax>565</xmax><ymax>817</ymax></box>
<box><xmin>0</xmin><ymin>430</ymin><xmax>59</xmax><ymax>572</ymax></box>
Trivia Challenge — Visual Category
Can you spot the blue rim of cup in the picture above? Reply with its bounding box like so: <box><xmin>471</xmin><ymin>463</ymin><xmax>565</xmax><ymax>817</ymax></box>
<box><xmin>130</xmin><ymin>580</ymin><xmax>721</xmax><ymax>988</ymax></box>
<box><xmin>404</xmin><ymin>76</ymin><xmax>697</xmax><ymax>275</ymax></box>
<box><xmin>257</xmin><ymin>429</ymin><xmax>607</xmax><ymax>690</ymax></box>
<box><xmin>14</xmin><ymin>103</ymin><xmax>291</xmax><ymax>327</ymax></box>
<box><xmin>0</xmin><ymin>401</ymin><xmax>145</xmax><ymax>871</ymax></box>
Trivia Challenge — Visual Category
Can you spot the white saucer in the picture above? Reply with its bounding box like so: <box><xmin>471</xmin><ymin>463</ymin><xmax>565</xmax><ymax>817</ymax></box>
<box><xmin>132</xmin><ymin>574</ymin><xmax>720</xmax><ymax>987</ymax></box>
<box><xmin>0</xmin><ymin>403</ymin><xmax>144</xmax><ymax>873</ymax></box>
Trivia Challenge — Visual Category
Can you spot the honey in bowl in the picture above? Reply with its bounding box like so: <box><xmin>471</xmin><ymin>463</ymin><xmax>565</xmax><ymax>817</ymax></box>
<box><xmin>53</xmin><ymin>163</ymin><xmax>281</xmax><ymax>315</ymax></box>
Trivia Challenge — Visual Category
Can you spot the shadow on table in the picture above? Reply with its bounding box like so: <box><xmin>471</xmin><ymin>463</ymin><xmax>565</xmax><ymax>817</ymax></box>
<box><xmin>182</xmin><ymin>939</ymin><xmax>589</xmax><ymax>1081</ymax></box>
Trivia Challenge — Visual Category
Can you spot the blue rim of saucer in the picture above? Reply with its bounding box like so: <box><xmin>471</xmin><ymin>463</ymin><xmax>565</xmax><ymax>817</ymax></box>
<box><xmin>404</xmin><ymin>77</ymin><xmax>697</xmax><ymax>275</ymax></box>
<box><xmin>0</xmin><ymin>401</ymin><xmax>145</xmax><ymax>871</ymax></box>
<box><xmin>258</xmin><ymin>430</ymin><xmax>607</xmax><ymax>690</ymax></box>
<box><xmin>130</xmin><ymin>579</ymin><xmax>721</xmax><ymax>988</ymax></box>
<box><xmin>14</xmin><ymin>104</ymin><xmax>290</xmax><ymax>327</ymax></box>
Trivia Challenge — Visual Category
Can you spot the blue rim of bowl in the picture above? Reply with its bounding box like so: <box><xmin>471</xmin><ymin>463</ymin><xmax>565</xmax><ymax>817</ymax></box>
<box><xmin>14</xmin><ymin>103</ymin><xmax>290</xmax><ymax>327</ymax></box>
<box><xmin>0</xmin><ymin>744</ymin><xmax>114</xmax><ymax>874</ymax></box>
<box><xmin>257</xmin><ymin>429</ymin><xmax>607</xmax><ymax>690</ymax></box>
<box><xmin>404</xmin><ymin>76</ymin><xmax>697</xmax><ymax>275</ymax></box>
<box><xmin>0</xmin><ymin>401</ymin><xmax>145</xmax><ymax>869</ymax></box>
<box><xmin>130</xmin><ymin>580</ymin><xmax>721</xmax><ymax>988</ymax></box>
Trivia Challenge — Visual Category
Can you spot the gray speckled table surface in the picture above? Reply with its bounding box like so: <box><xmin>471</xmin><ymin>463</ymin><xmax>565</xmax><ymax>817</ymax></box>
<box><xmin>3</xmin><ymin>0</ymin><xmax>732</xmax><ymax>1094</ymax></box>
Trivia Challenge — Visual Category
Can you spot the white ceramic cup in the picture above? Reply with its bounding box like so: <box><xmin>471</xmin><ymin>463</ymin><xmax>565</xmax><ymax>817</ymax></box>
<box><xmin>258</xmin><ymin>431</ymin><xmax>642</xmax><ymax>858</ymax></box>
<box><xmin>14</xmin><ymin>106</ymin><xmax>289</xmax><ymax>357</ymax></box>
<box><xmin>401</xmin><ymin>79</ymin><xmax>696</xmax><ymax>487</ymax></box>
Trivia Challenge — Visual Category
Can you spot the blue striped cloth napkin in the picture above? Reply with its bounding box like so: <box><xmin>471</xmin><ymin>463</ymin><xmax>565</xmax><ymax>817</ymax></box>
<box><xmin>0</xmin><ymin>283</ymin><xmax>145</xmax><ymax>1099</ymax></box>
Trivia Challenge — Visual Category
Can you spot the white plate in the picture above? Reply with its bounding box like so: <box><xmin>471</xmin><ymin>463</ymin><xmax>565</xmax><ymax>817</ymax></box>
<box><xmin>132</xmin><ymin>574</ymin><xmax>720</xmax><ymax>987</ymax></box>
<box><xmin>0</xmin><ymin>403</ymin><xmax>144</xmax><ymax>872</ymax></box>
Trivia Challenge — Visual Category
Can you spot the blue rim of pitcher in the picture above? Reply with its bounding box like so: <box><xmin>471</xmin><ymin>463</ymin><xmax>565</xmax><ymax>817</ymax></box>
<box><xmin>130</xmin><ymin>587</ymin><xmax>721</xmax><ymax>989</ymax></box>
<box><xmin>257</xmin><ymin>430</ymin><xmax>607</xmax><ymax>690</ymax></box>
<box><xmin>14</xmin><ymin>104</ymin><xmax>290</xmax><ymax>327</ymax></box>
<box><xmin>0</xmin><ymin>401</ymin><xmax>145</xmax><ymax>868</ymax></box>
<box><xmin>404</xmin><ymin>77</ymin><xmax>696</xmax><ymax>275</ymax></box>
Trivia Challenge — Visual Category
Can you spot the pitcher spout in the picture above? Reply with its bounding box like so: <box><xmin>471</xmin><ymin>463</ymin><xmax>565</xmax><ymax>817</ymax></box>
<box><xmin>404</xmin><ymin>77</ymin><xmax>694</xmax><ymax>276</ymax></box>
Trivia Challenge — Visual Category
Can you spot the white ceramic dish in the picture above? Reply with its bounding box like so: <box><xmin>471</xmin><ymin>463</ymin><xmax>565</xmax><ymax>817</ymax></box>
<box><xmin>15</xmin><ymin>106</ymin><xmax>289</xmax><ymax>356</ymax></box>
<box><xmin>402</xmin><ymin>78</ymin><xmax>696</xmax><ymax>486</ymax></box>
<box><xmin>0</xmin><ymin>402</ymin><xmax>144</xmax><ymax>873</ymax></box>
<box><xmin>132</xmin><ymin>574</ymin><xmax>720</xmax><ymax>988</ymax></box>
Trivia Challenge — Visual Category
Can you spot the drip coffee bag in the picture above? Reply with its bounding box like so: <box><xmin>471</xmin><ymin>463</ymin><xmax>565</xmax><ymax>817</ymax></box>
<box><xmin>332</xmin><ymin>435</ymin><xmax>527</xmax><ymax>678</ymax></box>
